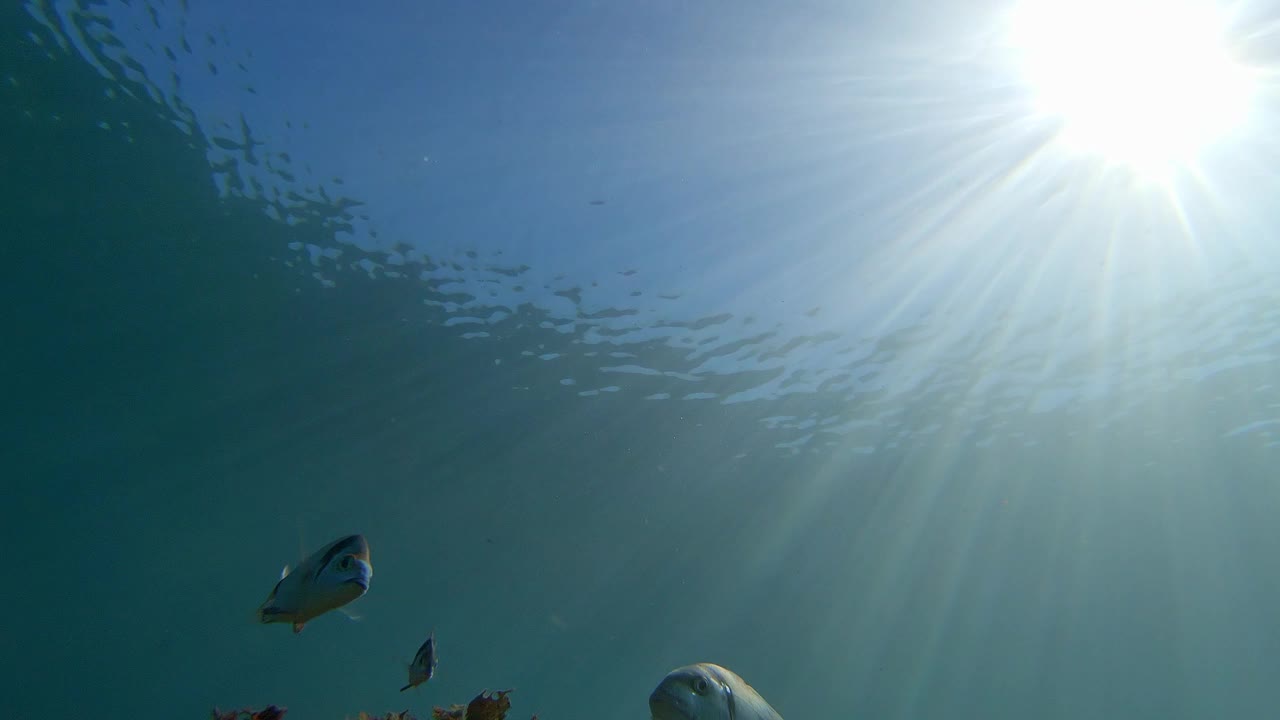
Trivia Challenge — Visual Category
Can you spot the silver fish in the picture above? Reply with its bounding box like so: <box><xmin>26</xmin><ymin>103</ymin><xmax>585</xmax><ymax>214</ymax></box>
<box><xmin>257</xmin><ymin>533</ymin><xmax>372</xmax><ymax>634</ymax></box>
<box><xmin>401</xmin><ymin>629</ymin><xmax>438</xmax><ymax>691</ymax></box>
<box><xmin>650</xmin><ymin>663</ymin><xmax>784</xmax><ymax>720</ymax></box>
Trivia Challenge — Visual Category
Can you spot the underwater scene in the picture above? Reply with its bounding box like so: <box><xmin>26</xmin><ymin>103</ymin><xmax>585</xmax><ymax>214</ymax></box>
<box><xmin>5</xmin><ymin>1</ymin><xmax>1280</xmax><ymax>718</ymax></box>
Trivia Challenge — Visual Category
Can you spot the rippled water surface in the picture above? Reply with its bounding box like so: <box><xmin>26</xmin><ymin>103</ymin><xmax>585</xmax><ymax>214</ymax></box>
<box><xmin>6</xmin><ymin>2</ymin><xmax>1280</xmax><ymax>719</ymax></box>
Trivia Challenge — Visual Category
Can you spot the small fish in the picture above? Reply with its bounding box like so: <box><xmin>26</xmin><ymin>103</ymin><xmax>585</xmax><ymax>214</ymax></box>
<box><xmin>400</xmin><ymin>629</ymin><xmax>439</xmax><ymax>691</ymax></box>
<box><xmin>257</xmin><ymin>534</ymin><xmax>372</xmax><ymax>634</ymax></box>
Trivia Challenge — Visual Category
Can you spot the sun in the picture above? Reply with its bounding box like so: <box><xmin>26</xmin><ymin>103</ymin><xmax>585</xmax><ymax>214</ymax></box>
<box><xmin>1007</xmin><ymin>0</ymin><xmax>1254</xmax><ymax>176</ymax></box>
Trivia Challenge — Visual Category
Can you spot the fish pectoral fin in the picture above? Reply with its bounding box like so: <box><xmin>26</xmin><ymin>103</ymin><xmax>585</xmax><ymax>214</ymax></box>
<box><xmin>400</xmin><ymin>684</ymin><xmax>412</xmax><ymax>692</ymax></box>
<box><xmin>338</xmin><ymin>607</ymin><xmax>363</xmax><ymax>622</ymax></box>
<box><xmin>292</xmin><ymin>622</ymin><xmax>306</xmax><ymax>634</ymax></box>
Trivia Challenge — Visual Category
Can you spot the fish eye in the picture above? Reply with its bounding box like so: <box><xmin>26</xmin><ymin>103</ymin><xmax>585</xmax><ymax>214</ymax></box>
<box><xmin>338</xmin><ymin>556</ymin><xmax>353</xmax><ymax>571</ymax></box>
<box><xmin>693</xmin><ymin>677</ymin><xmax>710</xmax><ymax>695</ymax></box>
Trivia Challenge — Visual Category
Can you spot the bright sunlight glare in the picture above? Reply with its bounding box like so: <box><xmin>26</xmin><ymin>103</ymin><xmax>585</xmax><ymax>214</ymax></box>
<box><xmin>1008</xmin><ymin>0</ymin><xmax>1254</xmax><ymax>176</ymax></box>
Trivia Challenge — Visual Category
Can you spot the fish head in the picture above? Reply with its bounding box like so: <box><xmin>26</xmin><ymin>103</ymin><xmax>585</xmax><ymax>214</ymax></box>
<box><xmin>650</xmin><ymin>664</ymin><xmax>737</xmax><ymax>720</ymax></box>
<box><xmin>426</xmin><ymin>632</ymin><xmax>439</xmax><ymax>671</ymax></box>
<box><xmin>313</xmin><ymin>534</ymin><xmax>373</xmax><ymax>595</ymax></box>
<box><xmin>257</xmin><ymin>534</ymin><xmax>372</xmax><ymax>627</ymax></box>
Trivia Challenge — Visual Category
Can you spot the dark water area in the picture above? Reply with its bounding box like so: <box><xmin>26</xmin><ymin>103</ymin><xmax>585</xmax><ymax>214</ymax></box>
<box><xmin>7</xmin><ymin>2</ymin><xmax>1280</xmax><ymax>720</ymax></box>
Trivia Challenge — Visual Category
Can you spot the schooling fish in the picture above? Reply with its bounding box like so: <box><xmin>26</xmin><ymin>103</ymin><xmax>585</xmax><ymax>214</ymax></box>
<box><xmin>257</xmin><ymin>533</ymin><xmax>372</xmax><ymax>634</ymax></box>
<box><xmin>401</xmin><ymin>629</ymin><xmax>439</xmax><ymax>691</ymax></box>
<box><xmin>649</xmin><ymin>663</ymin><xmax>784</xmax><ymax>720</ymax></box>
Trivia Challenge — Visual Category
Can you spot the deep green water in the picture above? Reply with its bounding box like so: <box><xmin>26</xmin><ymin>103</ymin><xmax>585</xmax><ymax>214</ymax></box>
<box><xmin>6</xmin><ymin>3</ymin><xmax>1280</xmax><ymax>720</ymax></box>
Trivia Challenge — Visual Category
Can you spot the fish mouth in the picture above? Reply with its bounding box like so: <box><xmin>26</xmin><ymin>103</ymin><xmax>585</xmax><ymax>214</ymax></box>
<box><xmin>649</xmin><ymin>687</ymin><xmax>693</xmax><ymax>720</ymax></box>
<box><xmin>345</xmin><ymin>578</ymin><xmax>369</xmax><ymax>591</ymax></box>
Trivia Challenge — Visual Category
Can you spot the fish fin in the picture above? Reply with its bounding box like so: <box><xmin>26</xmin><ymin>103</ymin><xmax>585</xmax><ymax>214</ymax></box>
<box><xmin>338</xmin><ymin>607</ymin><xmax>363</xmax><ymax>622</ymax></box>
<box><xmin>400</xmin><ymin>684</ymin><xmax>412</xmax><ymax>692</ymax></box>
<box><xmin>279</xmin><ymin>564</ymin><xmax>291</xmax><ymax>579</ymax></box>
<box><xmin>292</xmin><ymin>622</ymin><xmax>305</xmax><ymax>634</ymax></box>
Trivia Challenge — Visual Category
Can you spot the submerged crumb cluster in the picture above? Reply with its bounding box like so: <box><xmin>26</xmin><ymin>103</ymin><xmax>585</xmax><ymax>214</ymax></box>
<box><xmin>211</xmin><ymin>707</ymin><xmax>287</xmax><ymax>720</ymax></box>
<box><xmin>433</xmin><ymin>689</ymin><xmax>536</xmax><ymax>720</ymax></box>
<box><xmin>211</xmin><ymin>687</ymin><xmax>536</xmax><ymax>720</ymax></box>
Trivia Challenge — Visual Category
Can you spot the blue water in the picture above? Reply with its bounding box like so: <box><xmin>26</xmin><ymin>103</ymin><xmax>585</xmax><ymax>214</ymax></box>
<box><xmin>5</xmin><ymin>1</ymin><xmax>1280</xmax><ymax>719</ymax></box>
